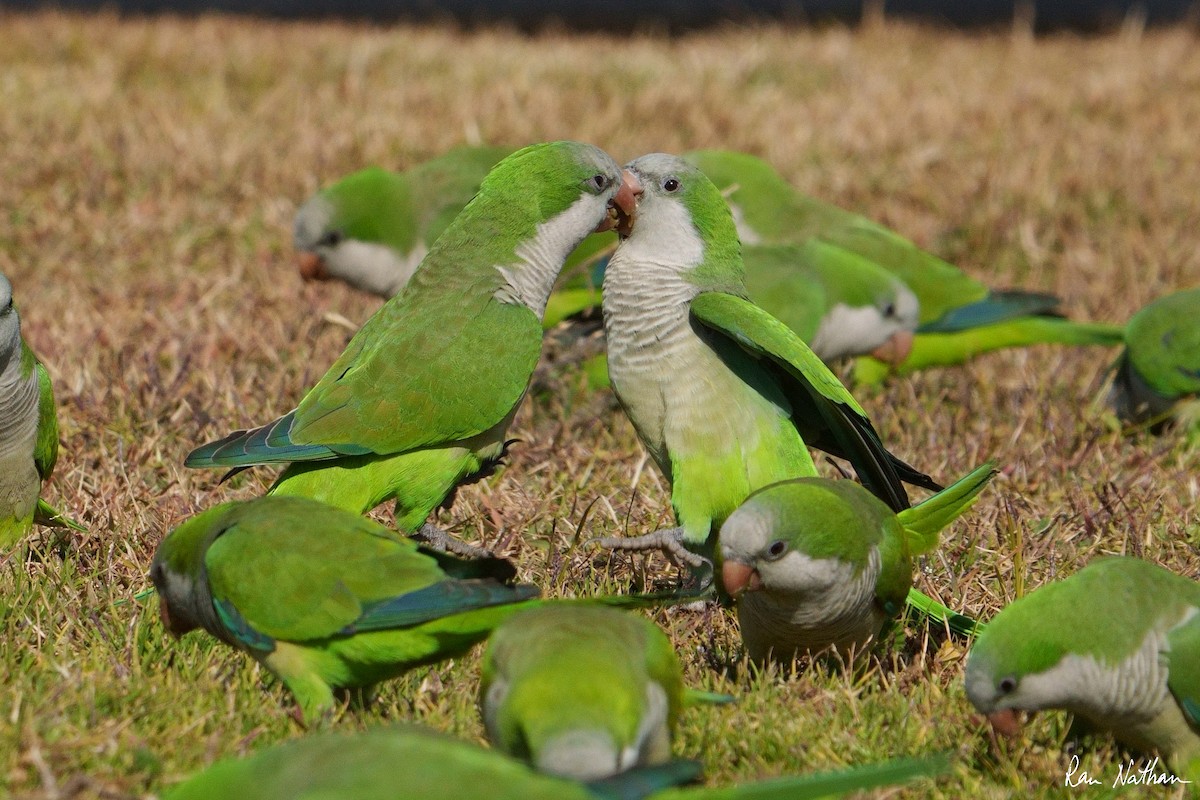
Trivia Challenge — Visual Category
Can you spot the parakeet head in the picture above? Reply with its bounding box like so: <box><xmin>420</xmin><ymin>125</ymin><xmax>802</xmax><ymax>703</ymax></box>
<box><xmin>0</xmin><ymin>273</ymin><xmax>21</xmax><ymax>369</ymax></box>
<box><xmin>150</xmin><ymin>502</ymin><xmax>240</xmax><ymax>638</ymax></box>
<box><xmin>719</xmin><ymin>478</ymin><xmax>892</xmax><ymax>600</ymax></box>
<box><xmin>616</xmin><ymin>153</ymin><xmax>744</xmax><ymax>293</ymax></box>
<box><xmin>293</xmin><ymin>167</ymin><xmax>417</xmax><ymax>295</ymax></box>
<box><xmin>811</xmin><ymin>276</ymin><xmax>920</xmax><ymax>365</ymax></box>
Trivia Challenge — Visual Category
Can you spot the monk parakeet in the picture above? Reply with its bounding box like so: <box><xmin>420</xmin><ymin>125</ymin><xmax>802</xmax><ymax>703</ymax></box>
<box><xmin>150</xmin><ymin>495</ymin><xmax>542</xmax><ymax>724</ymax></box>
<box><xmin>965</xmin><ymin>557</ymin><xmax>1199</xmax><ymax>782</ymax></box>
<box><xmin>682</xmin><ymin>150</ymin><xmax>1125</xmax><ymax>381</ymax></box>
<box><xmin>163</xmin><ymin>723</ymin><xmax>950</xmax><ymax>800</ymax></box>
<box><xmin>742</xmin><ymin>243</ymin><xmax>919</xmax><ymax>366</ymax></box>
<box><xmin>188</xmin><ymin>141</ymin><xmax>638</xmax><ymax>552</ymax></box>
<box><xmin>1108</xmin><ymin>287</ymin><xmax>1200</xmax><ymax>437</ymax></box>
<box><xmin>595</xmin><ymin>153</ymin><xmax>941</xmax><ymax>572</ymax></box>
<box><xmin>720</xmin><ymin>463</ymin><xmax>995</xmax><ymax>661</ymax></box>
<box><xmin>0</xmin><ymin>273</ymin><xmax>81</xmax><ymax>548</ymax></box>
<box><xmin>481</xmin><ymin>604</ymin><xmax>696</xmax><ymax>781</ymax></box>
<box><xmin>293</xmin><ymin>145</ymin><xmax>614</xmax><ymax>324</ymax></box>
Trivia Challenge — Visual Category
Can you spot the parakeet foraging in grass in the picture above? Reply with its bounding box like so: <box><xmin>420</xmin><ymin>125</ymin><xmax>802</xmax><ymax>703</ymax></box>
<box><xmin>293</xmin><ymin>145</ymin><xmax>615</xmax><ymax>319</ymax></box>
<box><xmin>682</xmin><ymin>149</ymin><xmax>1125</xmax><ymax>382</ymax></box>
<box><xmin>481</xmin><ymin>604</ymin><xmax>721</xmax><ymax>781</ymax></box>
<box><xmin>720</xmin><ymin>463</ymin><xmax>996</xmax><ymax>661</ymax></box>
<box><xmin>0</xmin><ymin>273</ymin><xmax>82</xmax><ymax>548</ymax></box>
<box><xmin>964</xmin><ymin>556</ymin><xmax>1199</xmax><ymax>783</ymax></box>
<box><xmin>594</xmin><ymin>153</ymin><xmax>941</xmax><ymax>574</ymax></box>
<box><xmin>150</xmin><ymin>496</ymin><xmax>540</xmax><ymax>724</ymax></box>
<box><xmin>163</xmin><ymin>723</ymin><xmax>951</xmax><ymax>800</ymax></box>
<box><xmin>188</xmin><ymin>141</ymin><xmax>638</xmax><ymax>554</ymax></box>
<box><xmin>1107</xmin><ymin>287</ymin><xmax>1200</xmax><ymax>438</ymax></box>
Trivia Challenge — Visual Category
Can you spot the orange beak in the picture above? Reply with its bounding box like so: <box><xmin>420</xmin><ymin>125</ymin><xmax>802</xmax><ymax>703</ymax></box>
<box><xmin>296</xmin><ymin>251</ymin><xmax>328</xmax><ymax>282</ymax></box>
<box><xmin>159</xmin><ymin>595</ymin><xmax>182</xmax><ymax>638</ymax></box>
<box><xmin>870</xmin><ymin>330</ymin><xmax>914</xmax><ymax>366</ymax></box>
<box><xmin>721</xmin><ymin>561</ymin><xmax>763</xmax><ymax>596</ymax></box>
<box><xmin>986</xmin><ymin>708</ymin><xmax>1022</xmax><ymax>738</ymax></box>
<box><xmin>596</xmin><ymin>169</ymin><xmax>643</xmax><ymax>236</ymax></box>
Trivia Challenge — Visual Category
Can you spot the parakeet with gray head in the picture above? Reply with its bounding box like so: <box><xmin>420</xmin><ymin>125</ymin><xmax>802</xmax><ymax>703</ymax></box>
<box><xmin>720</xmin><ymin>463</ymin><xmax>995</xmax><ymax>661</ymax></box>
<box><xmin>481</xmin><ymin>604</ymin><xmax>698</xmax><ymax>781</ymax></box>
<box><xmin>965</xmin><ymin>556</ymin><xmax>1199</xmax><ymax>783</ymax></box>
<box><xmin>188</xmin><ymin>142</ymin><xmax>638</xmax><ymax>552</ymax></box>
<box><xmin>595</xmin><ymin>153</ymin><xmax>941</xmax><ymax>573</ymax></box>
<box><xmin>163</xmin><ymin>723</ymin><xmax>950</xmax><ymax>800</ymax></box>
<box><xmin>683</xmin><ymin>149</ymin><xmax>1125</xmax><ymax>383</ymax></box>
<box><xmin>0</xmin><ymin>273</ymin><xmax>80</xmax><ymax>548</ymax></box>
<box><xmin>150</xmin><ymin>495</ymin><xmax>540</xmax><ymax>724</ymax></box>
<box><xmin>1108</xmin><ymin>287</ymin><xmax>1200</xmax><ymax>438</ymax></box>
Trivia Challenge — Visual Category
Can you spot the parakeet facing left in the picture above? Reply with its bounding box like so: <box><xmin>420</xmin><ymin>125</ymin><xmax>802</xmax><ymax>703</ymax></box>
<box><xmin>163</xmin><ymin>723</ymin><xmax>950</xmax><ymax>800</ymax></box>
<box><xmin>0</xmin><ymin>272</ymin><xmax>79</xmax><ymax>548</ymax></box>
<box><xmin>596</xmin><ymin>153</ymin><xmax>941</xmax><ymax>574</ymax></box>
<box><xmin>965</xmin><ymin>557</ymin><xmax>1199</xmax><ymax>783</ymax></box>
<box><xmin>188</xmin><ymin>142</ymin><xmax>637</xmax><ymax>552</ymax></box>
<box><xmin>480</xmin><ymin>604</ymin><xmax>687</xmax><ymax>781</ymax></box>
<box><xmin>150</xmin><ymin>496</ymin><xmax>540</xmax><ymax>725</ymax></box>
<box><xmin>1108</xmin><ymin>287</ymin><xmax>1200</xmax><ymax>438</ymax></box>
<box><xmin>720</xmin><ymin>463</ymin><xmax>995</xmax><ymax>661</ymax></box>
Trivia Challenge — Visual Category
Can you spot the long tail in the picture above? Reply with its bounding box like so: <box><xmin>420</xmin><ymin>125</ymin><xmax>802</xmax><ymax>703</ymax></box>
<box><xmin>897</xmin><ymin>462</ymin><xmax>997</xmax><ymax>556</ymax></box>
<box><xmin>918</xmin><ymin>289</ymin><xmax>1061</xmax><ymax>333</ymax></box>
<box><xmin>185</xmin><ymin>410</ymin><xmax>354</xmax><ymax>468</ymax></box>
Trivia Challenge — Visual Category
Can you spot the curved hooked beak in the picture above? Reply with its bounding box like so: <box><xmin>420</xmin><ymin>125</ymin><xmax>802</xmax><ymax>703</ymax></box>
<box><xmin>159</xmin><ymin>595</ymin><xmax>184</xmax><ymax>638</ymax></box>
<box><xmin>986</xmin><ymin>708</ymin><xmax>1023</xmax><ymax>738</ymax></box>
<box><xmin>870</xmin><ymin>330</ymin><xmax>914</xmax><ymax>366</ymax></box>
<box><xmin>721</xmin><ymin>560</ymin><xmax>763</xmax><ymax>596</ymax></box>
<box><xmin>296</xmin><ymin>250</ymin><xmax>329</xmax><ymax>282</ymax></box>
<box><xmin>596</xmin><ymin>169</ymin><xmax>643</xmax><ymax>237</ymax></box>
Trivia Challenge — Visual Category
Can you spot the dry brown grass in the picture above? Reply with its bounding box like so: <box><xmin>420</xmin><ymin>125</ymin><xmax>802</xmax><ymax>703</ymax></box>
<box><xmin>1</xmin><ymin>10</ymin><xmax>1198</xmax><ymax>799</ymax></box>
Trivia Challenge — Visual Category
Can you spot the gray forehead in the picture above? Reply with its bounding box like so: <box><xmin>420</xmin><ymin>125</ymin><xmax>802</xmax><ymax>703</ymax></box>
<box><xmin>625</xmin><ymin>152</ymin><xmax>701</xmax><ymax>182</ymax></box>
<box><xmin>293</xmin><ymin>195</ymin><xmax>334</xmax><ymax>249</ymax></box>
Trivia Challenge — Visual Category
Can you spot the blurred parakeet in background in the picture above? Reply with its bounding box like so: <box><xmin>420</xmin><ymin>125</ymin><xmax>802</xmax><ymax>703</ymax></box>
<box><xmin>720</xmin><ymin>463</ymin><xmax>995</xmax><ymax>661</ymax></box>
<box><xmin>150</xmin><ymin>496</ymin><xmax>540</xmax><ymax>724</ymax></box>
<box><xmin>0</xmin><ymin>272</ymin><xmax>81</xmax><ymax>548</ymax></box>
<box><xmin>595</xmin><ymin>153</ymin><xmax>941</xmax><ymax>574</ymax></box>
<box><xmin>163</xmin><ymin>723</ymin><xmax>951</xmax><ymax>800</ymax></box>
<box><xmin>965</xmin><ymin>557</ymin><xmax>1199</xmax><ymax>783</ymax></box>
<box><xmin>187</xmin><ymin>141</ymin><xmax>637</xmax><ymax>553</ymax></box>
<box><xmin>682</xmin><ymin>149</ymin><xmax>1125</xmax><ymax>382</ymax></box>
<box><xmin>1107</xmin><ymin>287</ymin><xmax>1200</xmax><ymax>438</ymax></box>
<box><xmin>481</xmin><ymin>604</ymin><xmax>702</xmax><ymax>780</ymax></box>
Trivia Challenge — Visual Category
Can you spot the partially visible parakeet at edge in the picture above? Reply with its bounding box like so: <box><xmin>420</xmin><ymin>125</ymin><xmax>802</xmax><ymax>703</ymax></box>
<box><xmin>681</xmin><ymin>149</ymin><xmax>1125</xmax><ymax>383</ymax></box>
<box><xmin>481</xmin><ymin>604</ymin><xmax>730</xmax><ymax>781</ymax></box>
<box><xmin>162</xmin><ymin>723</ymin><xmax>952</xmax><ymax>800</ymax></box>
<box><xmin>187</xmin><ymin>141</ymin><xmax>638</xmax><ymax>554</ymax></box>
<box><xmin>0</xmin><ymin>272</ymin><xmax>82</xmax><ymax>548</ymax></box>
<box><xmin>594</xmin><ymin>153</ymin><xmax>941</xmax><ymax>577</ymax></box>
<box><xmin>965</xmin><ymin>557</ymin><xmax>1199</xmax><ymax>783</ymax></box>
<box><xmin>720</xmin><ymin>463</ymin><xmax>996</xmax><ymax>661</ymax></box>
<box><xmin>292</xmin><ymin>144</ymin><xmax>615</xmax><ymax>327</ymax></box>
<box><xmin>1107</xmin><ymin>287</ymin><xmax>1200</xmax><ymax>440</ymax></box>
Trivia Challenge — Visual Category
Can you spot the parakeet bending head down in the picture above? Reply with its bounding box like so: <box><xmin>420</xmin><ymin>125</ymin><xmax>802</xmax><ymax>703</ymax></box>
<box><xmin>720</xmin><ymin>463</ymin><xmax>994</xmax><ymax>661</ymax></box>
<box><xmin>480</xmin><ymin>604</ymin><xmax>686</xmax><ymax>781</ymax></box>
<box><xmin>151</xmin><ymin>496</ymin><xmax>540</xmax><ymax>724</ymax></box>
<box><xmin>965</xmin><ymin>557</ymin><xmax>1200</xmax><ymax>782</ymax></box>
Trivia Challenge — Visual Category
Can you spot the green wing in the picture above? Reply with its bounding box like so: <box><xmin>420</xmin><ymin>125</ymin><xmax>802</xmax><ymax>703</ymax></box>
<box><xmin>689</xmin><ymin>292</ymin><xmax>939</xmax><ymax>512</ymax></box>
<box><xmin>1127</xmin><ymin>288</ymin><xmax>1200</xmax><ymax>398</ymax></box>
<box><xmin>1167</xmin><ymin>610</ymin><xmax>1200</xmax><ymax>730</ymax></box>
<box><xmin>204</xmin><ymin>501</ymin><xmax>529</xmax><ymax>645</ymax></box>
<box><xmin>28</xmin><ymin>352</ymin><xmax>58</xmax><ymax>480</ymax></box>
<box><xmin>897</xmin><ymin>462</ymin><xmax>996</xmax><ymax>556</ymax></box>
<box><xmin>741</xmin><ymin>245</ymin><xmax>829</xmax><ymax>342</ymax></box>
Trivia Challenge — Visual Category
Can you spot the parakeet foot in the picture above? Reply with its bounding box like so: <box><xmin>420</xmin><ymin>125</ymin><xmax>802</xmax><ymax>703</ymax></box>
<box><xmin>412</xmin><ymin>524</ymin><xmax>496</xmax><ymax>559</ymax></box>
<box><xmin>588</xmin><ymin>527</ymin><xmax>711</xmax><ymax>571</ymax></box>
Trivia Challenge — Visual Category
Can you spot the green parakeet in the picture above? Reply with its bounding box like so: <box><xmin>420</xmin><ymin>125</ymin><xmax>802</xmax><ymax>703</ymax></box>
<box><xmin>682</xmin><ymin>150</ymin><xmax>1125</xmax><ymax>381</ymax></box>
<box><xmin>720</xmin><ymin>463</ymin><xmax>995</xmax><ymax>661</ymax></box>
<box><xmin>0</xmin><ymin>273</ymin><xmax>81</xmax><ymax>548</ymax></box>
<box><xmin>595</xmin><ymin>153</ymin><xmax>941</xmax><ymax>572</ymax></box>
<box><xmin>163</xmin><ymin>724</ymin><xmax>950</xmax><ymax>800</ymax></box>
<box><xmin>480</xmin><ymin>604</ymin><xmax>688</xmax><ymax>780</ymax></box>
<box><xmin>965</xmin><ymin>556</ymin><xmax>1199</xmax><ymax>782</ymax></box>
<box><xmin>1108</xmin><ymin>287</ymin><xmax>1200</xmax><ymax>437</ymax></box>
<box><xmin>150</xmin><ymin>495</ymin><xmax>541</xmax><ymax>724</ymax></box>
<box><xmin>188</xmin><ymin>142</ymin><xmax>638</xmax><ymax>552</ymax></box>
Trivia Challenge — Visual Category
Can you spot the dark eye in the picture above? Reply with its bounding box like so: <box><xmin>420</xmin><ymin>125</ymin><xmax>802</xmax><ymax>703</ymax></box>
<box><xmin>662</xmin><ymin>177</ymin><xmax>680</xmax><ymax>193</ymax></box>
<box><xmin>998</xmin><ymin>676</ymin><xmax>1017</xmax><ymax>693</ymax></box>
<box><xmin>765</xmin><ymin>540</ymin><xmax>788</xmax><ymax>560</ymax></box>
<box><xmin>589</xmin><ymin>174</ymin><xmax>611</xmax><ymax>192</ymax></box>
<box><xmin>318</xmin><ymin>229</ymin><xmax>343</xmax><ymax>248</ymax></box>
<box><xmin>883</xmin><ymin>302</ymin><xmax>896</xmax><ymax>317</ymax></box>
